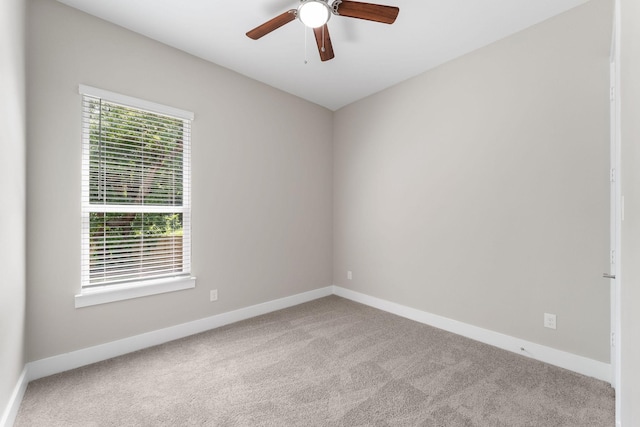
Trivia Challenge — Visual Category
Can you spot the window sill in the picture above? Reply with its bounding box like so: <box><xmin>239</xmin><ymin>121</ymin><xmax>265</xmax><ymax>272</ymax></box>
<box><xmin>75</xmin><ymin>276</ymin><xmax>196</xmax><ymax>308</ymax></box>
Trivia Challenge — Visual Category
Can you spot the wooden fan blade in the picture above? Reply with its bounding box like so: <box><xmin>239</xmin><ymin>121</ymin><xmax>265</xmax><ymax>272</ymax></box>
<box><xmin>313</xmin><ymin>24</ymin><xmax>335</xmax><ymax>61</ymax></box>
<box><xmin>246</xmin><ymin>9</ymin><xmax>297</xmax><ymax>40</ymax></box>
<box><xmin>335</xmin><ymin>1</ymin><xmax>399</xmax><ymax>24</ymax></box>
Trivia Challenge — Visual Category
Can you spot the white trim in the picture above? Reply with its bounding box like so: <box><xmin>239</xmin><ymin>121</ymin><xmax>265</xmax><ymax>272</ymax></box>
<box><xmin>0</xmin><ymin>367</ymin><xmax>28</xmax><ymax>427</ymax></box>
<box><xmin>75</xmin><ymin>276</ymin><xmax>197</xmax><ymax>308</ymax></box>
<box><xmin>333</xmin><ymin>286</ymin><xmax>612</xmax><ymax>383</ymax></box>
<box><xmin>15</xmin><ymin>284</ymin><xmax>611</xmax><ymax>421</ymax></box>
<box><xmin>611</xmin><ymin>2</ymin><xmax>622</xmax><ymax>425</ymax></box>
<box><xmin>78</xmin><ymin>84</ymin><xmax>194</xmax><ymax>120</ymax></box>
<box><xmin>31</xmin><ymin>286</ymin><xmax>333</xmax><ymax>381</ymax></box>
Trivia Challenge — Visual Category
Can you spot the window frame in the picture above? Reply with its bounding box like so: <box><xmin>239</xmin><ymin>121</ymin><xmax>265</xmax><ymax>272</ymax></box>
<box><xmin>75</xmin><ymin>85</ymin><xmax>196</xmax><ymax>308</ymax></box>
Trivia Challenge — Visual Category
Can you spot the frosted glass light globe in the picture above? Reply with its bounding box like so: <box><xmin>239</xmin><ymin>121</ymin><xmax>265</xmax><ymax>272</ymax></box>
<box><xmin>298</xmin><ymin>0</ymin><xmax>331</xmax><ymax>28</ymax></box>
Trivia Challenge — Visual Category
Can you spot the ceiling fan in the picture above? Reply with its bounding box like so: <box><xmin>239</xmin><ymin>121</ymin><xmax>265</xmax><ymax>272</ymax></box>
<box><xmin>246</xmin><ymin>0</ymin><xmax>400</xmax><ymax>62</ymax></box>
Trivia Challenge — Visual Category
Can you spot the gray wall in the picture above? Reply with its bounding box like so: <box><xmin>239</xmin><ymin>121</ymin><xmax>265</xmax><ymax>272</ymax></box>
<box><xmin>620</xmin><ymin>0</ymin><xmax>640</xmax><ymax>422</ymax></box>
<box><xmin>333</xmin><ymin>0</ymin><xmax>612</xmax><ymax>363</ymax></box>
<box><xmin>0</xmin><ymin>0</ymin><xmax>26</xmax><ymax>416</ymax></box>
<box><xmin>26</xmin><ymin>0</ymin><xmax>333</xmax><ymax>361</ymax></box>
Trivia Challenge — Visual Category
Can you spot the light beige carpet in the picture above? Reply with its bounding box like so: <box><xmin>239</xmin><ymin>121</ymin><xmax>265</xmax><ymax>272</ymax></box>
<box><xmin>15</xmin><ymin>296</ymin><xmax>614</xmax><ymax>426</ymax></box>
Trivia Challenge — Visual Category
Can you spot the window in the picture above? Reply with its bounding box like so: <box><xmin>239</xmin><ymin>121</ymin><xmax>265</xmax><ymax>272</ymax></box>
<box><xmin>77</xmin><ymin>85</ymin><xmax>195</xmax><ymax>307</ymax></box>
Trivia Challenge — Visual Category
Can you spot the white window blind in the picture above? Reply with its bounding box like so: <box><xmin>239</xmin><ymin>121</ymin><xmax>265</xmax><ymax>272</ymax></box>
<box><xmin>80</xmin><ymin>86</ymin><xmax>193</xmax><ymax>289</ymax></box>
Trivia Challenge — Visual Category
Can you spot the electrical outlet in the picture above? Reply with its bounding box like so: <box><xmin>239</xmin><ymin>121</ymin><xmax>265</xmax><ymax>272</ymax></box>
<box><xmin>210</xmin><ymin>289</ymin><xmax>218</xmax><ymax>302</ymax></box>
<box><xmin>544</xmin><ymin>313</ymin><xmax>556</xmax><ymax>330</ymax></box>
<box><xmin>347</xmin><ymin>270</ymin><xmax>353</xmax><ymax>280</ymax></box>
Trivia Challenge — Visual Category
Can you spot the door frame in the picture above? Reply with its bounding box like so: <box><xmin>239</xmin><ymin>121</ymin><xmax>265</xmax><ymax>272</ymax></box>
<box><xmin>609</xmin><ymin>1</ymin><xmax>622</xmax><ymax>423</ymax></box>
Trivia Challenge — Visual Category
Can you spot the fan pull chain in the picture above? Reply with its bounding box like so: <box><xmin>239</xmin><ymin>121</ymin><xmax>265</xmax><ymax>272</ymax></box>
<box><xmin>304</xmin><ymin>26</ymin><xmax>308</xmax><ymax>64</ymax></box>
<box><xmin>321</xmin><ymin>25</ymin><xmax>326</xmax><ymax>53</ymax></box>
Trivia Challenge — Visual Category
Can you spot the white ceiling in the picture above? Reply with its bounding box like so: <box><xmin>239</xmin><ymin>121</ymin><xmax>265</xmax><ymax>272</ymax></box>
<box><xmin>55</xmin><ymin>0</ymin><xmax>589</xmax><ymax>111</ymax></box>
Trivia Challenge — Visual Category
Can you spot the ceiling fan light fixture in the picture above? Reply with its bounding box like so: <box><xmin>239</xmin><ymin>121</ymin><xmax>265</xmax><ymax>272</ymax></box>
<box><xmin>298</xmin><ymin>0</ymin><xmax>331</xmax><ymax>28</ymax></box>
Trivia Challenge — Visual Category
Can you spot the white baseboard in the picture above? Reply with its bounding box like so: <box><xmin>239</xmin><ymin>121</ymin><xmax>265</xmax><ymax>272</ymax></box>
<box><xmin>26</xmin><ymin>284</ymin><xmax>612</xmax><ymax>383</ymax></box>
<box><xmin>13</xmin><ymin>283</ymin><xmax>610</xmax><ymax>427</ymax></box>
<box><xmin>333</xmin><ymin>286</ymin><xmax>612</xmax><ymax>383</ymax></box>
<box><xmin>27</xmin><ymin>286</ymin><xmax>333</xmax><ymax>382</ymax></box>
<box><xmin>0</xmin><ymin>367</ymin><xmax>28</xmax><ymax>427</ymax></box>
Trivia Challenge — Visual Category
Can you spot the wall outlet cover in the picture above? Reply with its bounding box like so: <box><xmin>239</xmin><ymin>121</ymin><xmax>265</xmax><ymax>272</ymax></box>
<box><xmin>544</xmin><ymin>313</ymin><xmax>557</xmax><ymax>330</ymax></box>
